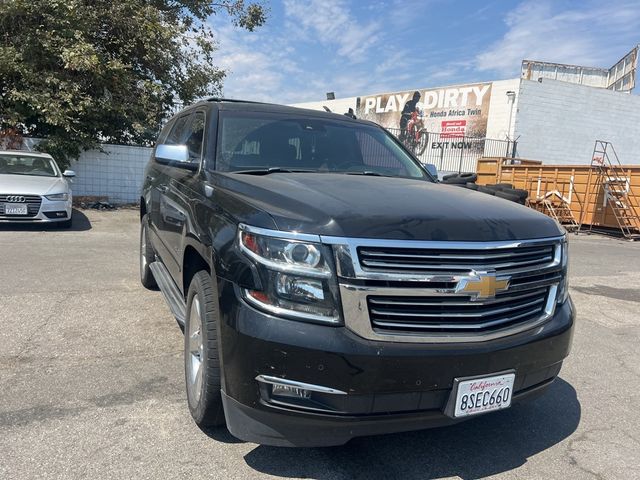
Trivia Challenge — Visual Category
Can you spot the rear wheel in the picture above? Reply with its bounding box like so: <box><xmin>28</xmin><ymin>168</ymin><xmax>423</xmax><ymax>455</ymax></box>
<box><xmin>139</xmin><ymin>214</ymin><xmax>157</xmax><ymax>289</ymax></box>
<box><xmin>184</xmin><ymin>270</ymin><xmax>225</xmax><ymax>427</ymax></box>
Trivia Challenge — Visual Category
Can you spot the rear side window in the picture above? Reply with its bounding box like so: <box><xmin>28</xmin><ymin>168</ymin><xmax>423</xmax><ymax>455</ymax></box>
<box><xmin>185</xmin><ymin>111</ymin><xmax>205</xmax><ymax>163</ymax></box>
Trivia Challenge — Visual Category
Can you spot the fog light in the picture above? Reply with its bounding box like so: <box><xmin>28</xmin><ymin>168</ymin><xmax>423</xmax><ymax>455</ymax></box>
<box><xmin>272</xmin><ymin>384</ymin><xmax>311</xmax><ymax>399</ymax></box>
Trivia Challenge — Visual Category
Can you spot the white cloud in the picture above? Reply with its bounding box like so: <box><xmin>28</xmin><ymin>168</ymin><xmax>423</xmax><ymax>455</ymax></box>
<box><xmin>212</xmin><ymin>24</ymin><xmax>307</xmax><ymax>103</ymax></box>
<box><xmin>476</xmin><ymin>1</ymin><xmax>640</xmax><ymax>76</ymax></box>
<box><xmin>283</xmin><ymin>0</ymin><xmax>381</xmax><ymax>61</ymax></box>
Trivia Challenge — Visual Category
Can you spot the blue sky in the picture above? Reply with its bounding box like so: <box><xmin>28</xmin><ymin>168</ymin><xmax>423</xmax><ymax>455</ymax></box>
<box><xmin>210</xmin><ymin>0</ymin><xmax>640</xmax><ymax>104</ymax></box>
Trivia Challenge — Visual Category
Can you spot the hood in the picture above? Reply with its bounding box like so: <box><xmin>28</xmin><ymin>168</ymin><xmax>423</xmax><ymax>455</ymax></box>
<box><xmin>0</xmin><ymin>174</ymin><xmax>69</xmax><ymax>196</ymax></box>
<box><xmin>217</xmin><ymin>173</ymin><xmax>563</xmax><ymax>242</ymax></box>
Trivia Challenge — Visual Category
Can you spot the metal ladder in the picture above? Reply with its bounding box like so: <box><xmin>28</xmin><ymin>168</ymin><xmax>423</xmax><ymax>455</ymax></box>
<box><xmin>542</xmin><ymin>199</ymin><xmax>580</xmax><ymax>231</ymax></box>
<box><xmin>525</xmin><ymin>177</ymin><xmax>580</xmax><ymax>232</ymax></box>
<box><xmin>590</xmin><ymin>140</ymin><xmax>640</xmax><ymax>239</ymax></box>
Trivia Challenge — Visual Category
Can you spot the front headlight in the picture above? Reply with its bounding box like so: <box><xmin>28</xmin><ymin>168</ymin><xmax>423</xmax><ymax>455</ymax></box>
<box><xmin>45</xmin><ymin>192</ymin><xmax>69</xmax><ymax>201</ymax></box>
<box><xmin>557</xmin><ymin>238</ymin><xmax>570</xmax><ymax>304</ymax></box>
<box><xmin>238</xmin><ymin>225</ymin><xmax>341</xmax><ymax>324</ymax></box>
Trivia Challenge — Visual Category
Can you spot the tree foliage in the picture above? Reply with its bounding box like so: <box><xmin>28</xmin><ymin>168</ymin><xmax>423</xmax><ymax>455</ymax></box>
<box><xmin>0</xmin><ymin>0</ymin><xmax>267</xmax><ymax>166</ymax></box>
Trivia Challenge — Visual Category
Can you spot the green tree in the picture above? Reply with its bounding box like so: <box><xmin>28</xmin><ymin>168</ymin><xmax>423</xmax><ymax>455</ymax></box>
<box><xmin>0</xmin><ymin>0</ymin><xmax>267</xmax><ymax>166</ymax></box>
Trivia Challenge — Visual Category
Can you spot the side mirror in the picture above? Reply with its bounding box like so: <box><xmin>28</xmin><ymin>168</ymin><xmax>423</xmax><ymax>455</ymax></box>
<box><xmin>63</xmin><ymin>169</ymin><xmax>76</xmax><ymax>178</ymax></box>
<box><xmin>155</xmin><ymin>144</ymin><xmax>197</xmax><ymax>171</ymax></box>
<box><xmin>424</xmin><ymin>163</ymin><xmax>438</xmax><ymax>181</ymax></box>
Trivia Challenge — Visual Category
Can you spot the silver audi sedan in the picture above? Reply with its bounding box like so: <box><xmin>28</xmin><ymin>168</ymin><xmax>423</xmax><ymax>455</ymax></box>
<box><xmin>0</xmin><ymin>150</ymin><xmax>75</xmax><ymax>228</ymax></box>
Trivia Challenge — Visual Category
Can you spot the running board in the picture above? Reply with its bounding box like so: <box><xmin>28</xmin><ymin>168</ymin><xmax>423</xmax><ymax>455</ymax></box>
<box><xmin>149</xmin><ymin>261</ymin><xmax>186</xmax><ymax>325</ymax></box>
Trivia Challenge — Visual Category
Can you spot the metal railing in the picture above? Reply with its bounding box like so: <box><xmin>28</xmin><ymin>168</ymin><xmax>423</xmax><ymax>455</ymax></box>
<box><xmin>387</xmin><ymin>128</ymin><xmax>517</xmax><ymax>173</ymax></box>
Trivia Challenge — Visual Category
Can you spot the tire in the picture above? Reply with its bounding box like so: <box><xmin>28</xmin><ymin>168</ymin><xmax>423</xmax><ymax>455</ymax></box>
<box><xmin>495</xmin><ymin>183</ymin><xmax>514</xmax><ymax>190</ymax></box>
<box><xmin>508</xmin><ymin>188</ymin><xmax>529</xmax><ymax>200</ymax></box>
<box><xmin>184</xmin><ymin>270</ymin><xmax>225</xmax><ymax>427</ymax></box>
<box><xmin>443</xmin><ymin>176</ymin><xmax>467</xmax><ymax>185</ymax></box>
<box><xmin>495</xmin><ymin>190</ymin><xmax>521</xmax><ymax>203</ymax></box>
<box><xmin>478</xmin><ymin>186</ymin><xmax>496</xmax><ymax>195</ymax></box>
<box><xmin>458</xmin><ymin>172</ymin><xmax>478</xmax><ymax>183</ymax></box>
<box><xmin>466</xmin><ymin>182</ymin><xmax>478</xmax><ymax>190</ymax></box>
<box><xmin>443</xmin><ymin>172</ymin><xmax>478</xmax><ymax>184</ymax></box>
<box><xmin>139</xmin><ymin>214</ymin><xmax>157</xmax><ymax>289</ymax></box>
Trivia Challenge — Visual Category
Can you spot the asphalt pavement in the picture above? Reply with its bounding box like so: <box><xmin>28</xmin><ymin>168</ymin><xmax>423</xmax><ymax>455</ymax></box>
<box><xmin>1</xmin><ymin>209</ymin><xmax>639</xmax><ymax>479</ymax></box>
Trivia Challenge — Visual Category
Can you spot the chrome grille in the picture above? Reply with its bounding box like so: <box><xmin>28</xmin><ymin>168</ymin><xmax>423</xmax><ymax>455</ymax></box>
<box><xmin>0</xmin><ymin>194</ymin><xmax>42</xmax><ymax>217</ymax></box>
<box><xmin>324</xmin><ymin>235</ymin><xmax>565</xmax><ymax>343</ymax></box>
<box><xmin>358</xmin><ymin>244</ymin><xmax>555</xmax><ymax>275</ymax></box>
<box><xmin>368</xmin><ymin>287</ymin><xmax>549</xmax><ymax>333</ymax></box>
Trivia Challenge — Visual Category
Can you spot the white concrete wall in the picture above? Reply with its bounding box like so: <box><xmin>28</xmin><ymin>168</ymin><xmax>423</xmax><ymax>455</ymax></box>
<box><xmin>514</xmin><ymin>79</ymin><xmax>640</xmax><ymax>164</ymax></box>
<box><xmin>485</xmin><ymin>78</ymin><xmax>521</xmax><ymax>140</ymax></box>
<box><xmin>69</xmin><ymin>144</ymin><xmax>152</xmax><ymax>204</ymax></box>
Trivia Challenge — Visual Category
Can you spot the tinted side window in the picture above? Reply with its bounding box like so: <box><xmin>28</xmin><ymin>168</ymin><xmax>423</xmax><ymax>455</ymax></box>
<box><xmin>185</xmin><ymin>111</ymin><xmax>205</xmax><ymax>163</ymax></box>
<box><xmin>165</xmin><ymin>115</ymin><xmax>190</xmax><ymax>145</ymax></box>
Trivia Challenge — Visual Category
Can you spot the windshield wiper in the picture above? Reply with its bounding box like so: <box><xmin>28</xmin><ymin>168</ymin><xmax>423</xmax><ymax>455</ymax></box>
<box><xmin>234</xmin><ymin>167</ymin><xmax>317</xmax><ymax>175</ymax></box>
<box><xmin>344</xmin><ymin>171</ymin><xmax>391</xmax><ymax>177</ymax></box>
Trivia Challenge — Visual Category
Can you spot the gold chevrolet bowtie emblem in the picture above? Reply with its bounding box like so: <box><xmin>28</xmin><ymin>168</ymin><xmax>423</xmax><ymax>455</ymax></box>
<box><xmin>457</xmin><ymin>273</ymin><xmax>509</xmax><ymax>299</ymax></box>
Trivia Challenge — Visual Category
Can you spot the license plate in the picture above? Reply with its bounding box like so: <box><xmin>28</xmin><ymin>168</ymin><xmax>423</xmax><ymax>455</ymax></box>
<box><xmin>449</xmin><ymin>372</ymin><xmax>515</xmax><ymax>418</ymax></box>
<box><xmin>5</xmin><ymin>203</ymin><xmax>28</xmax><ymax>215</ymax></box>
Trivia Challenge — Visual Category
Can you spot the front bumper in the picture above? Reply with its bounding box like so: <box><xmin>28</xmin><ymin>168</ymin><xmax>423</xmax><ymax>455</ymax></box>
<box><xmin>218</xmin><ymin>279</ymin><xmax>575</xmax><ymax>447</ymax></box>
<box><xmin>0</xmin><ymin>197</ymin><xmax>72</xmax><ymax>223</ymax></box>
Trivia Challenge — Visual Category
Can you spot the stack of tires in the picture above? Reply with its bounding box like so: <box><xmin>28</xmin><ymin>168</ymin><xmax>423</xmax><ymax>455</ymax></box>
<box><xmin>442</xmin><ymin>173</ymin><xmax>528</xmax><ymax>205</ymax></box>
<box><xmin>441</xmin><ymin>172</ymin><xmax>478</xmax><ymax>186</ymax></box>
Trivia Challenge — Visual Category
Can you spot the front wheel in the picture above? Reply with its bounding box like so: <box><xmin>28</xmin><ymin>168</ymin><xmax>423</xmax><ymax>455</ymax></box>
<box><xmin>184</xmin><ymin>270</ymin><xmax>225</xmax><ymax>427</ymax></box>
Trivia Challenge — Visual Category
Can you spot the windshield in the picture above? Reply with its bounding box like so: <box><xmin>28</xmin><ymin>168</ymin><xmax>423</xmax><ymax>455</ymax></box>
<box><xmin>215</xmin><ymin>112</ymin><xmax>429</xmax><ymax>180</ymax></box>
<box><xmin>0</xmin><ymin>155</ymin><xmax>59</xmax><ymax>177</ymax></box>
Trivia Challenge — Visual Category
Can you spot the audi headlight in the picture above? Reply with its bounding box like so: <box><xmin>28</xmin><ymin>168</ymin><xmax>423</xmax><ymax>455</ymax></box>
<box><xmin>557</xmin><ymin>238</ymin><xmax>570</xmax><ymax>304</ymax></box>
<box><xmin>238</xmin><ymin>225</ymin><xmax>341</xmax><ymax>324</ymax></box>
<box><xmin>45</xmin><ymin>193</ymin><xmax>69</xmax><ymax>201</ymax></box>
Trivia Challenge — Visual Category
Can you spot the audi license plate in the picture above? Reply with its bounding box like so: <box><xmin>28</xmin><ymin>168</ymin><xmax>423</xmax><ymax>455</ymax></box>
<box><xmin>5</xmin><ymin>203</ymin><xmax>28</xmax><ymax>215</ymax></box>
<box><xmin>449</xmin><ymin>372</ymin><xmax>515</xmax><ymax>418</ymax></box>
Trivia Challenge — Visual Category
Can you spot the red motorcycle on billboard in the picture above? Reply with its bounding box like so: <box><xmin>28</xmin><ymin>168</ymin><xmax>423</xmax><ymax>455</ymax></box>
<box><xmin>402</xmin><ymin>110</ymin><xmax>428</xmax><ymax>155</ymax></box>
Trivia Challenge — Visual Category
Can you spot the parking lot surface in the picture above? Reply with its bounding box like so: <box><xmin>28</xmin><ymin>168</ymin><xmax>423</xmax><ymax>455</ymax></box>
<box><xmin>1</xmin><ymin>209</ymin><xmax>639</xmax><ymax>480</ymax></box>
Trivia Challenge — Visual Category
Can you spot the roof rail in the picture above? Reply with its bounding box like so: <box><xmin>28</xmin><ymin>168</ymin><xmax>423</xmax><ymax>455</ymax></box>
<box><xmin>205</xmin><ymin>97</ymin><xmax>271</xmax><ymax>105</ymax></box>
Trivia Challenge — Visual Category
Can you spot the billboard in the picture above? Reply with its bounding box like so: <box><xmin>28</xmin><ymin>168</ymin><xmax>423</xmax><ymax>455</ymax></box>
<box><xmin>355</xmin><ymin>82</ymin><xmax>493</xmax><ymax>138</ymax></box>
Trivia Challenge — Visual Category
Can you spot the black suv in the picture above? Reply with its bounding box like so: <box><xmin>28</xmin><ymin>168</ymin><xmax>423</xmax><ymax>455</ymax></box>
<box><xmin>140</xmin><ymin>99</ymin><xmax>574</xmax><ymax>447</ymax></box>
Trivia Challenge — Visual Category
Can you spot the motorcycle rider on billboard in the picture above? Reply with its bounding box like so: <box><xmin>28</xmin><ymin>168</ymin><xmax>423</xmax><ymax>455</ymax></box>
<box><xmin>399</xmin><ymin>90</ymin><xmax>421</xmax><ymax>141</ymax></box>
